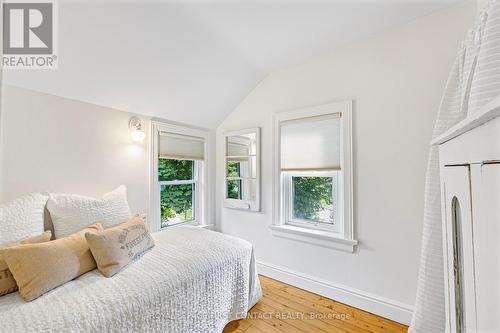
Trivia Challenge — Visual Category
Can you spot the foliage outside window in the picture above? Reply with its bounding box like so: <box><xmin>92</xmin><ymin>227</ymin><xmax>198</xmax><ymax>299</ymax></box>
<box><xmin>158</xmin><ymin>159</ymin><xmax>195</xmax><ymax>227</ymax></box>
<box><xmin>282</xmin><ymin>171</ymin><xmax>338</xmax><ymax>231</ymax></box>
<box><xmin>226</xmin><ymin>161</ymin><xmax>240</xmax><ymax>177</ymax></box>
<box><xmin>292</xmin><ymin>176</ymin><xmax>334</xmax><ymax>224</ymax></box>
<box><xmin>159</xmin><ymin>159</ymin><xmax>193</xmax><ymax>181</ymax></box>
<box><xmin>226</xmin><ymin>161</ymin><xmax>242</xmax><ymax>199</ymax></box>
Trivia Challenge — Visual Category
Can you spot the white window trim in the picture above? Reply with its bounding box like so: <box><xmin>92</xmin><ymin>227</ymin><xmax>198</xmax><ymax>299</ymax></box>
<box><xmin>150</xmin><ymin>120</ymin><xmax>211</xmax><ymax>232</ymax></box>
<box><xmin>272</xmin><ymin>101</ymin><xmax>357</xmax><ymax>253</ymax></box>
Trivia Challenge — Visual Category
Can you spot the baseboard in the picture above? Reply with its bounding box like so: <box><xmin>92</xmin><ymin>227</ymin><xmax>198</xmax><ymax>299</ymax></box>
<box><xmin>257</xmin><ymin>261</ymin><xmax>413</xmax><ymax>325</ymax></box>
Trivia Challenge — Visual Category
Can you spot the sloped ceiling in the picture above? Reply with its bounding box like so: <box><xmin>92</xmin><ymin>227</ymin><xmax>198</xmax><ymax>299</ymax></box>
<box><xmin>3</xmin><ymin>0</ymin><xmax>464</xmax><ymax>129</ymax></box>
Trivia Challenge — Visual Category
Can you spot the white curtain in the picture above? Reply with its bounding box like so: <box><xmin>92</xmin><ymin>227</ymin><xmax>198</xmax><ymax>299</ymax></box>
<box><xmin>410</xmin><ymin>1</ymin><xmax>500</xmax><ymax>332</ymax></box>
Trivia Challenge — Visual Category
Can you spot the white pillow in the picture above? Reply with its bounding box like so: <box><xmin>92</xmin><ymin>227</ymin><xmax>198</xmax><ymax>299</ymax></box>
<box><xmin>47</xmin><ymin>185</ymin><xmax>132</xmax><ymax>239</ymax></box>
<box><xmin>0</xmin><ymin>193</ymin><xmax>48</xmax><ymax>245</ymax></box>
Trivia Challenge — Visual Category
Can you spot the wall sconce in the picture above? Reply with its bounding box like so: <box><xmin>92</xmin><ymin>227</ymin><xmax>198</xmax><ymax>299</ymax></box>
<box><xmin>129</xmin><ymin>116</ymin><xmax>146</xmax><ymax>143</ymax></box>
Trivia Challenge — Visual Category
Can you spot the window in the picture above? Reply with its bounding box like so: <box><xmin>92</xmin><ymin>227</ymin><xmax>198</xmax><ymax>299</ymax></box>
<box><xmin>158</xmin><ymin>159</ymin><xmax>197</xmax><ymax>227</ymax></box>
<box><xmin>284</xmin><ymin>171</ymin><xmax>339</xmax><ymax>231</ymax></box>
<box><xmin>150</xmin><ymin>122</ymin><xmax>209</xmax><ymax>231</ymax></box>
<box><xmin>272</xmin><ymin>101</ymin><xmax>356</xmax><ymax>252</ymax></box>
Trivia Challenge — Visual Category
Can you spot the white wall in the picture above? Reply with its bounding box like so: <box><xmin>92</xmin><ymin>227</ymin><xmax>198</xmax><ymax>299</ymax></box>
<box><xmin>477</xmin><ymin>0</ymin><xmax>489</xmax><ymax>11</ymax></box>
<box><xmin>0</xmin><ymin>85</ymin><xmax>217</xmax><ymax>226</ymax></box>
<box><xmin>0</xmin><ymin>85</ymin><xmax>151</xmax><ymax>214</ymax></box>
<box><xmin>2</xmin><ymin>1</ymin><xmax>463</xmax><ymax>130</ymax></box>
<box><xmin>216</xmin><ymin>1</ymin><xmax>475</xmax><ymax>324</ymax></box>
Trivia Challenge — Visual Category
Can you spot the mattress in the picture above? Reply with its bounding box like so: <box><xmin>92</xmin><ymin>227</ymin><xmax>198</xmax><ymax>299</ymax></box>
<box><xmin>0</xmin><ymin>226</ymin><xmax>262</xmax><ymax>333</ymax></box>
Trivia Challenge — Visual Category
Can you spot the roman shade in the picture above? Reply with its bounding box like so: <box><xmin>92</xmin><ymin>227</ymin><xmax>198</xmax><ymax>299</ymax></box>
<box><xmin>159</xmin><ymin>132</ymin><xmax>205</xmax><ymax>160</ymax></box>
<box><xmin>226</xmin><ymin>137</ymin><xmax>251</xmax><ymax>163</ymax></box>
<box><xmin>280</xmin><ymin>113</ymin><xmax>341</xmax><ymax>171</ymax></box>
<box><xmin>227</xmin><ymin>141</ymin><xmax>250</xmax><ymax>157</ymax></box>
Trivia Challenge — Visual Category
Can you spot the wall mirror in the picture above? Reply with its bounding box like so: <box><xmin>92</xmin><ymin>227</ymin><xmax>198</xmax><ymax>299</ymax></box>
<box><xmin>224</xmin><ymin>127</ymin><xmax>260</xmax><ymax>211</ymax></box>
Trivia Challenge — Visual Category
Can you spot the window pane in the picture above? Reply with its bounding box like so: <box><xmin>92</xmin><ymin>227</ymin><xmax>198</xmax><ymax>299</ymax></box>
<box><xmin>226</xmin><ymin>161</ymin><xmax>241</xmax><ymax>178</ymax></box>
<box><xmin>158</xmin><ymin>159</ymin><xmax>193</xmax><ymax>181</ymax></box>
<box><xmin>226</xmin><ymin>157</ymin><xmax>257</xmax><ymax>179</ymax></box>
<box><xmin>160</xmin><ymin>184</ymin><xmax>194</xmax><ymax>227</ymax></box>
<box><xmin>226</xmin><ymin>132</ymin><xmax>256</xmax><ymax>156</ymax></box>
<box><xmin>292</xmin><ymin>176</ymin><xmax>334</xmax><ymax>224</ymax></box>
<box><xmin>226</xmin><ymin>179</ymin><xmax>258</xmax><ymax>201</ymax></box>
<box><xmin>227</xmin><ymin>180</ymin><xmax>242</xmax><ymax>199</ymax></box>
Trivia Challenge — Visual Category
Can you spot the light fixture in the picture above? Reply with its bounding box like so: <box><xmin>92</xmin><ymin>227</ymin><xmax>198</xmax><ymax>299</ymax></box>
<box><xmin>129</xmin><ymin>116</ymin><xmax>146</xmax><ymax>143</ymax></box>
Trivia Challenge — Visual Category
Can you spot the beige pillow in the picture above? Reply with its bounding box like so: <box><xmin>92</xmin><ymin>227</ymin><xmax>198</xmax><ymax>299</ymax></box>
<box><xmin>0</xmin><ymin>231</ymin><xmax>52</xmax><ymax>297</ymax></box>
<box><xmin>85</xmin><ymin>216</ymin><xmax>154</xmax><ymax>277</ymax></box>
<box><xmin>2</xmin><ymin>224</ymin><xmax>103</xmax><ymax>301</ymax></box>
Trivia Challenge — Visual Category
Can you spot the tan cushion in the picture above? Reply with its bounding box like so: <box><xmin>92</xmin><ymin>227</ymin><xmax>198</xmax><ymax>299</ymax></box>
<box><xmin>2</xmin><ymin>224</ymin><xmax>103</xmax><ymax>301</ymax></box>
<box><xmin>85</xmin><ymin>216</ymin><xmax>154</xmax><ymax>277</ymax></box>
<box><xmin>0</xmin><ymin>231</ymin><xmax>52</xmax><ymax>297</ymax></box>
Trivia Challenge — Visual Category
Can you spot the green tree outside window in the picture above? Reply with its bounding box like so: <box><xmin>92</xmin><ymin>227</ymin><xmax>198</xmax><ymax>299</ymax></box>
<box><xmin>159</xmin><ymin>159</ymin><xmax>194</xmax><ymax>226</ymax></box>
<box><xmin>292</xmin><ymin>176</ymin><xmax>334</xmax><ymax>224</ymax></box>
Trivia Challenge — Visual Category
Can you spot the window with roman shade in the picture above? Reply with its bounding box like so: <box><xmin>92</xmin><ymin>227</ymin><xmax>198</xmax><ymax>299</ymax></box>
<box><xmin>151</xmin><ymin>124</ymin><xmax>209</xmax><ymax>231</ymax></box>
<box><xmin>272</xmin><ymin>101</ymin><xmax>356</xmax><ymax>252</ymax></box>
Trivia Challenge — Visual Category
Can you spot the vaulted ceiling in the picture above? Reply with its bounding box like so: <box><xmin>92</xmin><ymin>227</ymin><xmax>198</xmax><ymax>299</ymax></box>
<box><xmin>3</xmin><ymin>0</ymin><xmax>464</xmax><ymax>129</ymax></box>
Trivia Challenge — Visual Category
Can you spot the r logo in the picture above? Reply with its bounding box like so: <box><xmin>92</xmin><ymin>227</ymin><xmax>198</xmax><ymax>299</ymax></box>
<box><xmin>2</xmin><ymin>3</ymin><xmax>53</xmax><ymax>54</ymax></box>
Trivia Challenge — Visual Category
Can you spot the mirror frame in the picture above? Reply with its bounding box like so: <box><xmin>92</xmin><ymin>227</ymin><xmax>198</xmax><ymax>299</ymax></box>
<box><xmin>223</xmin><ymin>127</ymin><xmax>261</xmax><ymax>212</ymax></box>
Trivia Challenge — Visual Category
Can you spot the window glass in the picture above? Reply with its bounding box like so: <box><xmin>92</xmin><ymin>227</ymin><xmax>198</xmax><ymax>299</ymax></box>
<box><xmin>227</xmin><ymin>180</ymin><xmax>242</xmax><ymax>199</ymax></box>
<box><xmin>158</xmin><ymin>158</ymin><xmax>196</xmax><ymax>228</ymax></box>
<box><xmin>292</xmin><ymin>176</ymin><xmax>334</xmax><ymax>224</ymax></box>
<box><xmin>226</xmin><ymin>161</ymin><xmax>241</xmax><ymax>178</ymax></box>
<box><xmin>226</xmin><ymin>157</ymin><xmax>257</xmax><ymax>179</ymax></box>
<box><xmin>160</xmin><ymin>183</ymin><xmax>194</xmax><ymax>227</ymax></box>
<box><xmin>158</xmin><ymin>159</ymin><xmax>193</xmax><ymax>181</ymax></box>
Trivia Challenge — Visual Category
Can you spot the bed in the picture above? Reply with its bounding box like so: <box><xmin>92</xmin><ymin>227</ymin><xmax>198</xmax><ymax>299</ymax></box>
<box><xmin>0</xmin><ymin>226</ymin><xmax>262</xmax><ymax>333</ymax></box>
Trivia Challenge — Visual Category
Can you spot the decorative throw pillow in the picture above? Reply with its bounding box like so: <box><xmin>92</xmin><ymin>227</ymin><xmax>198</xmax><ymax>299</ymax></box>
<box><xmin>2</xmin><ymin>224</ymin><xmax>103</xmax><ymax>302</ymax></box>
<box><xmin>85</xmin><ymin>216</ymin><xmax>154</xmax><ymax>277</ymax></box>
<box><xmin>0</xmin><ymin>193</ymin><xmax>48</xmax><ymax>245</ymax></box>
<box><xmin>46</xmin><ymin>185</ymin><xmax>132</xmax><ymax>239</ymax></box>
<box><xmin>0</xmin><ymin>231</ymin><xmax>52</xmax><ymax>297</ymax></box>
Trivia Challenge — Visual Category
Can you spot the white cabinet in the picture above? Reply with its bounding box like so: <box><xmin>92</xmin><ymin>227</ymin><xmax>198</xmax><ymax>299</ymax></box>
<box><xmin>433</xmin><ymin>96</ymin><xmax>500</xmax><ymax>333</ymax></box>
<box><xmin>471</xmin><ymin>164</ymin><xmax>500</xmax><ymax>331</ymax></box>
<box><xmin>441</xmin><ymin>166</ymin><xmax>476</xmax><ymax>333</ymax></box>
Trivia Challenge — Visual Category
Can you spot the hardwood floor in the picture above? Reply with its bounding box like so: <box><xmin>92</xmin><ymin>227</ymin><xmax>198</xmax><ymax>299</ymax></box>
<box><xmin>223</xmin><ymin>276</ymin><xmax>408</xmax><ymax>333</ymax></box>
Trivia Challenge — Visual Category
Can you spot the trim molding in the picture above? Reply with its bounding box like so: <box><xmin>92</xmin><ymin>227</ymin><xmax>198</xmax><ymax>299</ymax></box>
<box><xmin>257</xmin><ymin>261</ymin><xmax>413</xmax><ymax>325</ymax></box>
<box><xmin>270</xmin><ymin>225</ymin><xmax>357</xmax><ymax>253</ymax></box>
<box><xmin>272</xmin><ymin>101</ymin><xmax>356</xmax><ymax>246</ymax></box>
<box><xmin>149</xmin><ymin>120</ymin><xmax>212</xmax><ymax>233</ymax></box>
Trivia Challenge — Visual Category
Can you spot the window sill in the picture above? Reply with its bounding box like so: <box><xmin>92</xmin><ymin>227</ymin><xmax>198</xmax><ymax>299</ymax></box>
<box><xmin>155</xmin><ymin>221</ymin><xmax>215</xmax><ymax>232</ymax></box>
<box><xmin>270</xmin><ymin>225</ymin><xmax>358</xmax><ymax>253</ymax></box>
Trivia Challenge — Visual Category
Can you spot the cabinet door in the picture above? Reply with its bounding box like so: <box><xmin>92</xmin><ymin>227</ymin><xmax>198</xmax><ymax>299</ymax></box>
<box><xmin>471</xmin><ymin>164</ymin><xmax>500</xmax><ymax>332</ymax></box>
<box><xmin>442</xmin><ymin>166</ymin><xmax>476</xmax><ymax>333</ymax></box>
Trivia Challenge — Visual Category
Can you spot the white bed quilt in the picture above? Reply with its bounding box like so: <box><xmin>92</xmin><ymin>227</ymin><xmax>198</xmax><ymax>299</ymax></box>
<box><xmin>0</xmin><ymin>226</ymin><xmax>262</xmax><ymax>333</ymax></box>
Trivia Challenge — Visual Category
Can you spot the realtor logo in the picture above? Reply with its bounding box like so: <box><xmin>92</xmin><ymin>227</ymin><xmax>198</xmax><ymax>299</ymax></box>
<box><xmin>2</xmin><ymin>0</ymin><xmax>58</xmax><ymax>68</ymax></box>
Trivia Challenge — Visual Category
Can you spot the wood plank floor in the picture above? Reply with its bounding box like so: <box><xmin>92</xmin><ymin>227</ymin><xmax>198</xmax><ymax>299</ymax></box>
<box><xmin>223</xmin><ymin>276</ymin><xmax>408</xmax><ymax>333</ymax></box>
